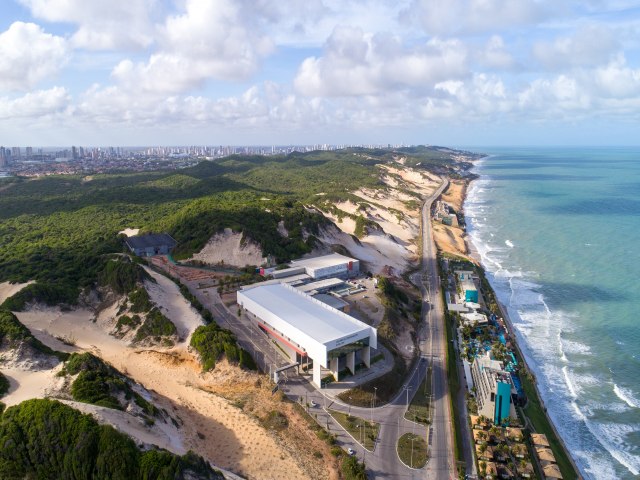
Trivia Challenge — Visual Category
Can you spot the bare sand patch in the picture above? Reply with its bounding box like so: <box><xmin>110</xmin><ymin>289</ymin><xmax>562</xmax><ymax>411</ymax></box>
<box><xmin>14</xmin><ymin>308</ymin><xmax>307</xmax><ymax>480</ymax></box>
<box><xmin>189</xmin><ymin>228</ymin><xmax>265</xmax><ymax>267</ymax></box>
<box><xmin>0</xmin><ymin>281</ymin><xmax>33</xmax><ymax>304</ymax></box>
<box><xmin>118</xmin><ymin>228</ymin><xmax>140</xmax><ymax>237</ymax></box>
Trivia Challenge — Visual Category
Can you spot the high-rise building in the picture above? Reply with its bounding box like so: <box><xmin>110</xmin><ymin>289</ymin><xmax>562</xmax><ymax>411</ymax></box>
<box><xmin>11</xmin><ymin>147</ymin><xmax>20</xmax><ymax>158</ymax></box>
<box><xmin>471</xmin><ymin>352</ymin><xmax>517</xmax><ymax>425</ymax></box>
<box><xmin>25</xmin><ymin>147</ymin><xmax>33</xmax><ymax>157</ymax></box>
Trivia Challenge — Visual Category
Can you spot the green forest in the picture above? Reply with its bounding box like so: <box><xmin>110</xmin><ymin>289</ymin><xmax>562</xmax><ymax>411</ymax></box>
<box><xmin>0</xmin><ymin>147</ymin><xmax>470</xmax><ymax>306</ymax></box>
<box><xmin>0</xmin><ymin>399</ymin><xmax>223</xmax><ymax>479</ymax></box>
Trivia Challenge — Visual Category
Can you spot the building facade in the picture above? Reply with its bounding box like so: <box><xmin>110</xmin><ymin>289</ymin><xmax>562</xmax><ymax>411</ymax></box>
<box><xmin>237</xmin><ymin>283</ymin><xmax>376</xmax><ymax>387</ymax></box>
<box><xmin>471</xmin><ymin>352</ymin><xmax>517</xmax><ymax>425</ymax></box>
<box><xmin>125</xmin><ymin>233</ymin><xmax>177</xmax><ymax>257</ymax></box>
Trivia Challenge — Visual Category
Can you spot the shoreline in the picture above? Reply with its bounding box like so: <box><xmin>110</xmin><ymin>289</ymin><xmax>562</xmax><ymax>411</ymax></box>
<box><xmin>454</xmin><ymin>162</ymin><xmax>582</xmax><ymax>479</ymax></box>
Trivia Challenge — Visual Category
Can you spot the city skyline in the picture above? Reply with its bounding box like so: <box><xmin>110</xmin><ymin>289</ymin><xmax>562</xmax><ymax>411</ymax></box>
<box><xmin>1</xmin><ymin>1</ymin><xmax>639</xmax><ymax>146</ymax></box>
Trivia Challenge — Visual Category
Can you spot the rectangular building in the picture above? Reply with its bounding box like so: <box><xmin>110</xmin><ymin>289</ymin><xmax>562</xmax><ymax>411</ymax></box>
<box><xmin>471</xmin><ymin>352</ymin><xmax>517</xmax><ymax>425</ymax></box>
<box><xmin>290</xmin><ymin>253</ymin><xmax>359</xmax><ymax>280</ymax></box>
<box><xmin>125</xmin><ymin>233</ymin><xmax>177</xmax><ymax>257</ymax></box>
<box><xmin>237</xmin><ymin>283</ymin><xmax>376</xmax><ymax>387</ymax></box>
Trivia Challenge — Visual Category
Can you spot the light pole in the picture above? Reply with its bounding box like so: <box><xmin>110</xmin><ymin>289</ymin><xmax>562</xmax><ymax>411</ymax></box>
<box><xmin>410</xmin><ymin>435</ymin><xmax>415</xmax><ymax>468</ymax></box>
<box><xmin>349</xmin><ymin>396</ymin><xmax>352</xmax><ymax>417</ymax></box>
<box><xmin>406</xmin><ymin>386</ymin><xmax>412</xmax><ymax>414</ymax></box>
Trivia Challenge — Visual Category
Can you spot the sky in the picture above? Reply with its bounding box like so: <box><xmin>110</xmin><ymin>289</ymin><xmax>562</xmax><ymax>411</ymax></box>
<box><xmin>0</xmin><ymin>0</ymin><xmax>639</xmax><ymax>147</ymax></box>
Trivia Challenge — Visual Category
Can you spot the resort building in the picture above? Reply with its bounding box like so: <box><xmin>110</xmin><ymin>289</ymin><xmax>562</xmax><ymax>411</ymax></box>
<box><xmin>455</xmin><ymin>270</ymin><xmax>479</xmax><ymax>303</ymax></box>
<box><xmin>471</xmin><ymin>352</ymin><xmax>517</xmax><ymax>425</ymax></box>
<box><xmin>125</xmin><ymin>233</ymin><xmax>177</xmax><ymax>257</ymax></box>
<box><xmin>237</xmin><ymin>283</ymin><xmax>377</xmax><ymax>388</ymax></box>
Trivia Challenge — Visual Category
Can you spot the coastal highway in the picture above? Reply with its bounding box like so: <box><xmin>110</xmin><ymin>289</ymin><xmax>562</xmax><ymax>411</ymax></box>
<box><xmin>173</xmin><ymin>174</ymin><xmax>467</xmax><ymax>479</ymax></box>
<box><xmin>419</xmin><ymin>177</ymin><xmax>458</xmax><ymax>480</ymax></box>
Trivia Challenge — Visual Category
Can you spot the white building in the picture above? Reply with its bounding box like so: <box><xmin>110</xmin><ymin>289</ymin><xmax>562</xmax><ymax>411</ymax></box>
<box><xmin>237</xmin><ymin>283</ymin><xmax>376</xmax><ymax>387</ymax></box>
<box><xmin>289</xmin><ymin>253</ymin><xmax>359</xmax><ymax>280</ymax></box>
<box><xmin>471</xmin><ymin>352</ymin><xmax>517</xmax><ymax>425</ymax></box>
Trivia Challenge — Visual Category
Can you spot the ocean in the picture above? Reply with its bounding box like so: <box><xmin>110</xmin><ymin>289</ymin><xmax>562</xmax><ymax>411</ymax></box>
<box><xmin>463</xmin><ymin>147</ymin><xmax>640</xmax><ymax>479</ymax></box>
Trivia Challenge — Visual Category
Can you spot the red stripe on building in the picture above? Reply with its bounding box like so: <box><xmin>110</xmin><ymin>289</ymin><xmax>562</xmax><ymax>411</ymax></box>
<box><xmin>259</xmin><ymin>322</ymin><xmax>307</xmax><ymax>356</ymax></box>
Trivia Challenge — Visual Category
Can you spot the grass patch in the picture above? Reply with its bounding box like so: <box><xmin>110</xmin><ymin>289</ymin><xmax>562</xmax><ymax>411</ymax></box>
<box><xmin>261</xmin><ymin>410</ymin><xmax>288</xmax><ymax>431</ymax></box>
<box><xmin>405</xmin><ymin>368</ymin><xmax>432</xmax><ymax>425</ymax></box>
<box><xmin>341</xmin><ymin>455</ymin><xmax>367</xmax><ymax>480</ymax></box>
<box><xmin>328</xmin><ymin>410</ymin><xmax>380</xmax><ymax>451</ymax></box>
<box><xmin>338</xmin><ymin>342</ymin><xmax>415</xmax><ymax>406</ymax></box>
<box><xmin>521</xmin><ymin>373</ymin><xmax>578</xmax><ymax>479</ymax></box>
<box><xmin>444</xmin><ymin>311</ymin><xmax>463</xmax><ymax>462</ymax></box>
<box><xmin>397</xmin><ymin>432</ymin><xmax>428</xmax><ymax>469</ymax></box>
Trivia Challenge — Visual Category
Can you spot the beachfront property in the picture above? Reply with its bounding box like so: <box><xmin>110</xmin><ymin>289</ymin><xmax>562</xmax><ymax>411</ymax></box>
<box><xmin>125</xmin><ymin>233</ymin><xmax>177</xmax><ymax>257</ymax></box>
<box><xmin>455</xmin><ymin>269</ymin><xmax>479</xmax><ymax>303</ymax></box>
<box><xmin>471</xmin><ymin>352</ymin><xmax>517</xmax><ymax>425</ymax></box>
<box><xmin>237</xmin><ymin>282</ymin><xmax>377</xmax><ymax>388</ymax></box>
<box><xmin>460</xmin><ymin>311</ymin><xmax>489</xmax><ymax>327</ymax></box>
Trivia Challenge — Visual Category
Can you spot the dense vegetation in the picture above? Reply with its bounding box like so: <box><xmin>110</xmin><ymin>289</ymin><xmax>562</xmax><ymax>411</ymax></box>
<box><xmin>0</xmin><ymin>147</ymin><xmax>471</xmax><ymax>305</ymax></box>
<box><xmin>99</xmin><ymin>257</ymin><xmax>151</xmax><ymax>295</ymax></box>
<box><xmin>0</xmin><ymin>372</ymin><xmax>8</xmax><ymax>397</ymax></box>
<box><xmin>63</xmin><ymin>352</ymin><xmax>157</xmax><ymax>416</ymax></box>
<box><xmin>190</xmin><ymin>322</ymin><xmax>257</xmax><ymax>372</ymax></box>
<box><xmin>133</xmin><ymin>308</ymin><xmax>177</xmax><ymax>345</ymax></box>
<box><xmin>0</xmin><ymin>309</ymin><xmax>68</xmax><ymax>361</ymax></box>
<box><xmin>0</xmin><ymin>399</ymin><xmax>223</xmax><ymax>479</ymax></box>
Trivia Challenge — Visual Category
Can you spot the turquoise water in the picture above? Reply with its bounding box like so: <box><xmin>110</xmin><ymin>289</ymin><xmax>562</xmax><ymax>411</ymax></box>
<box><xmin>464</xmin><ymin>147</ymin><xmax>640</xmax><ymax>479</ymax></box>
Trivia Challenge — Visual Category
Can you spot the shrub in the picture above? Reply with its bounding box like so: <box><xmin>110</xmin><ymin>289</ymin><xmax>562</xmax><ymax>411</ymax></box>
<box><xmin>133</xmin><ymin>308</ymin><xmax>176</xmax><ymax>343</ymax></box>
<box><xmin>0</xmin><ymin>399</ymin><xmax>224</xmax><ymax>479</ymax></box>
<box><xmin>99</xmin><ymin>257</ymin><xmax>150</xmax><ymax>295</ymax></box>
<box><xmin>0</xmin><ymin>310</ymin><xmax>68</xmax><ymax>361</ymax></box>
<box><xmin>189</xmin><ymin>323</ymin><xmax>256</xmax><ymax>371</ymax></box>
<box><xmin>0</xmin><ymin>373</ymin><xmax>9</xmax><ymax>397</ymax></box>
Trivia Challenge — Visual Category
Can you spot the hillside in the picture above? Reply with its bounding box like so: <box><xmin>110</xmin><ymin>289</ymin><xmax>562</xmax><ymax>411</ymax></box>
<box><xmin>0</xmin><ymin>146</ymin><xmax>478</xmax><ymax>305</ymax></box>
<box><xmin>0</xmin><ymin>398</ymin><xmax>223</xmax><ymax>480</ymax></box>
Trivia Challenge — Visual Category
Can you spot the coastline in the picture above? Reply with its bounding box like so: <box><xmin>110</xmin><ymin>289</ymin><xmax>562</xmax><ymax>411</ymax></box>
<box><xmin>451</xmin><ymin>163</ymin><xmax>581</xmax><ymax>479</ymax></box>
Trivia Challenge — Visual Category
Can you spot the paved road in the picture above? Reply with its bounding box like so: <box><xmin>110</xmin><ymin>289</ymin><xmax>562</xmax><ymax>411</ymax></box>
<box><xmin>418</xmin><ymin>177</ymin><xmax>458</xmax><ymax>480</ymax></box>
<box><xmin>171</xmin><ymin>174</ymin><xmax>464</xmax><ymax>479</ymax></box>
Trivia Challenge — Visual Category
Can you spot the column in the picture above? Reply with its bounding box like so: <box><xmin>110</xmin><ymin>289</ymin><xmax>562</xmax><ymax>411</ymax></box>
<box><xmin>313</xmin><ymin>362</ymin><xmax>322</xmax><ymax>388</ymax></box>
<box><xmin>362</xmin><ymin>346</ymin><xmax>371</xmax><ymax>368</ymax></box>
<box><xmin>330</xmin><ymin>357</ymin><xmax>339</xmax><ymax>382</ymax></box>
<box><xmin>347</xmin><ymin>351</ymin><xmax>355</xmax><ymax>375</ymax></box>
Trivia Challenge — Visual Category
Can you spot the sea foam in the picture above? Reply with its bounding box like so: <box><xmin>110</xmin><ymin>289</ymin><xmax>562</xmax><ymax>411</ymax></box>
<box><xmin>614</xmin><ymin>384</ymin><xmax>640</xmax><ymax>409</ymax></box>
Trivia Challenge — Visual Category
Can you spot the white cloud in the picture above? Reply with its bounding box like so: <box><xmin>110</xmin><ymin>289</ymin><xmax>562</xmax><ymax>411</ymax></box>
<box><xmin>0</xmin><ymin>22</ymin><xmax>68</xmax><ymax>91</ymax></box>
<box><xmin>111</xmin><ymin>0</ymin><xmax>273</xmax><ymax>94</ymax></box>
<box><xmin>19</xmin><ymin>0</ymin><xmax>157</xmax><ymax>50</ymax></box>
<box><xmin>593</xmin><ymin>56</ymin><xmax>640</xmax><ymax>98</ymax></box>
<box><xmin>402</xmin><ymin>0</ymin><xmax>550</xmax><ymax>36</ymax></box>
<box><xmin>294</xmin><ymin>27</ymin><xmax>468</xmax><ymax>96</ymax></box>
<box><xmin>477</xmin><ymin>36</ymin><xmax>520</xmax><ymax>71</ymax></box>
<box><xmin>532</xmin><ymin>25</ymin><xmax>619</xmax><ymax>70</ymax></box>
<box><xmin>0</xmin><ymin>87</ymin><xmax>71</xmax><ymax>119</ymax></box>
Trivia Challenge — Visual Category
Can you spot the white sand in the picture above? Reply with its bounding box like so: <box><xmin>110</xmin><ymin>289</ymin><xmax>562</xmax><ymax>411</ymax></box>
<box><xmin>143</xmin><ymin>267</ymin><xmax>204</xmax><ymax>343</ymax></box>
<box><xmin>62</xmin><ymin>400</ymin><xmax>186</xmax><ymax>454</ymax></box>
<box><xmin>1</xmin><ymin>365</ymin><xmax>64</xmax><ymax>407</ymax></box>
<box><xmin>0</xmin><ymin>281</ymin><xmax>33</xmax><ymax>304</ymax></box>
<box><xmin>118</xmin><ymin>228</ymin><xmax>140</xmax><ymax>237</ymax></box>
<box><xmin>318</xmin><ymin>165</ymin><xmax>439</xmax><ymax>275</ymax></box>
<box><xmin>189</xmin><ymin>228</ymin><xmax>265</xmax><ymax>267</ymax></box>
<box><xmin>14</xmin><ymin>308</ymin><xmax>306</xmax><ymax>479</ymax></box>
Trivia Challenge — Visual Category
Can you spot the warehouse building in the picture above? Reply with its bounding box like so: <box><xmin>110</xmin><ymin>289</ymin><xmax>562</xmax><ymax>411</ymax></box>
<box><xmin>125</xmin><ymin>233</ymin><xmax>177</xmax><ymax>257</ymax></box>
<box><xmin>237</xmin><ymin>283</ymin><xmax>376</xmax><ymax>387</ymax></box>
<box><xmin>290</xmin><ymin>253</ymin><xmax>359</xmax><ymax>279</ymax></box>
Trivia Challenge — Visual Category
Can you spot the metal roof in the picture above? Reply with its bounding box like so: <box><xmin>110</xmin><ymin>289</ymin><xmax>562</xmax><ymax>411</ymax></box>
<box><xmin>238</xmin><ymin>283</ymin><xmax>368</xmax><ymax>345</ymax></box>
<box><xmin>125</xmin><ymin>233</ymin><xmax>177</xmax><ymax>249</ymax></box>
<box><xmin>290</xmin><ymin>253</ymin><xmax>357</xmax><ymax>271</ymax></box>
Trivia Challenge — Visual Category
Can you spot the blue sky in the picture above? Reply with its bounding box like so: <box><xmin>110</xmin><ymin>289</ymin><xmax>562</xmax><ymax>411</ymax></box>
<box><xmin>0</xmin><ymin>0</ymin><xmax>639</xmax><ymax>146</ymax></box>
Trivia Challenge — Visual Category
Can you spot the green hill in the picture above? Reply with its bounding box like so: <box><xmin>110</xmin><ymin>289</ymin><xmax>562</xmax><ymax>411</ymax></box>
<box><xmin>0</xmin><ymin>398</ymin><xmax>223</xmax><ymax>480</ymax></box>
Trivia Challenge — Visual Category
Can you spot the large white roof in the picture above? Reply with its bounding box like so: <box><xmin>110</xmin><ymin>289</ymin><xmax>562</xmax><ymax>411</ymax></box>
<box><xmin>290</xmin><ymin>253</ymin><xmax>356</xmax><ymax>271</ymax></box>
<box><xmin>238</xmin><ymin>283</ymin><xmax>369</xmax><ymax>345</ymax></box>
